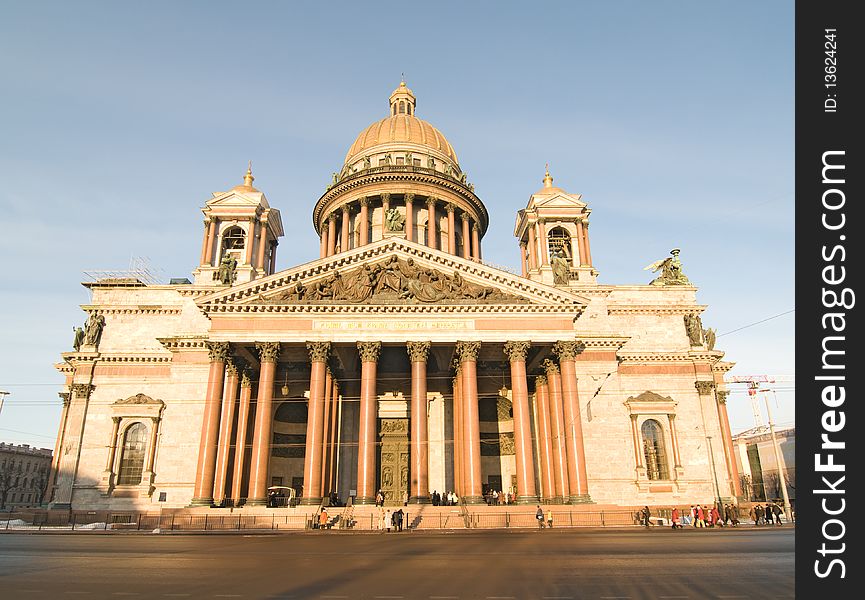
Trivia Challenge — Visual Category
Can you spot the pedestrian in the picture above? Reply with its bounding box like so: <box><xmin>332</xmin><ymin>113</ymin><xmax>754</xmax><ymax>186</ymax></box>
<box><xmin>641</xmin><ymin>506</ymin><xmax>651</xmax><ymax>527</ymax></box>
<box><xmin>710</xmin><ymin>505</ymin><xmax>720</xmax><ymax>527</ymax></box>
<box><xmin>394</xmin><ymin>508</ymin><xmax>403</xmax><ymax>531</ymax></box>
<box><xmin>319</xmin><ymin>508</ymin><xmax>329</xmax><ymax>531</ymax></box>
<box><xmin>546</xmin><ymin>508</ymin><xmax>553</xmax><ymax>529</ymax></box>
<box><xmin>671</xmin><ymin>507</ymin><xmax>680</xmax><ymax>529</ymax></box>
<box><xmin>773</xmin><ymin>502</ymin><xmax>783</xmax><ymax>525</ymax></box>
<box><xmin>492</xmin><ymin>489</ymin><xmax>499</xmax><ymax>505</ymax></box>
<box><xmin>696</xmin><ymin>505</ymin><xmax>705</xmax><ymax>527</ymax></box>
<box><xmin>689</xmin><ymin>505</ymin><xmax>697</xmax><ymax>527</ymax></box>
<box><xmin>536</xmin><ymin>505</ymin><xmax>545</xmax><ymax>529</ymax></box>
<box><xmin>730</xmin><ymin>505</ymin><xmax>740</xmax><ymax>527</ymax></box>
<box><xmin>385</xmin><ymin>510</ymin><xmax>393</xmax><ymax>533</ymax></box>
<box><xmin>755</xmin><ymin>504</ymin><xmax>764</xmax><ymax>525</ymax></box>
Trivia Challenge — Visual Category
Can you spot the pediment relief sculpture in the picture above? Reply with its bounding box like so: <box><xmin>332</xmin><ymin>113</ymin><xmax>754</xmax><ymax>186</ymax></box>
<box><xmin>266</xmin><ymin>257</ymin><xmax>528</xmax><ymax>305</ymax></box>
<box><xmin>114</xmin><ymin>393</ymin><xmax>164</xmax><ymax>406</ymax></box>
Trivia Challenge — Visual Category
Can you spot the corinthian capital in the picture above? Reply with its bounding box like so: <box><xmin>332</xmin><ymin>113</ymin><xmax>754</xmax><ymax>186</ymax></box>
<box><xmin>256</xmin><ymin>342</ymin><xmax>280</xmax><ymax>364</ymax></box>
<box><xmin>206</xmin><ymin>341</ymin><xmax>230</xmax><ymax>362</ymax></box>
<box><xmin>535</xmin><ymin>375</ymin><xmax>547</xmax><ymax>387</ymax></box>
<box><xmin>716</xmin><ymin>390</ymin><xmax>730</xmax><ymax>404</ymax></box>
<box><xmin>541</xmin><ymin>359</ymin><xmax>559</xmax><ymax>375</ymax></box>
<box><xmin>306</xmin><ymin>341</ymin><xmax>331</xmax><ymax>363</ymax></box>
<box><xmin>406</xmin><ymin>341</ymin><xmax>431</xmax><ymax>363</ymax></box>
<box><xmin>58</xmin><ymin>392</ymin><xmax>71</xmax><ymax>406</ymax></box>
<box><xmin>455</xmin><ymin>341</ymin><xmax>481</xmax><ymax>363</ymax></box>
<box><xmin>71</xmin><ymin>383</ymin><xmax>94</xmax><ymax>399</ymax></box>
<box><xmin>503</xmin><ymin>341</ymin><xmax>531</xmax><ymax>362</ymax></box>
<box><xmin>552</xmin><ymin>340</ymin><xmax>585</xmax><ymax>361</ymax></box>
<box><xmin>694</xmin><ymin>380</ymin><xmax>716</xmax><ymax>395</ymax></box>
<box><xmin>357</xmin><ymin>341</ymin><xmax>382</xmax><ymax>363</ymax></box>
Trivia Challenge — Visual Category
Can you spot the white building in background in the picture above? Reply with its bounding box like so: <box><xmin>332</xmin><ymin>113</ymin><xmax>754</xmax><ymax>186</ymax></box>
<box><xmin>732</xmin><ymin>426</ymin><xmax>795</xmax><ymax>503</ymax></box>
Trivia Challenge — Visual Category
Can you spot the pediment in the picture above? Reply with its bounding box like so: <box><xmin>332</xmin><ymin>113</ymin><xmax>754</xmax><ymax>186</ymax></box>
<box><xmin>528</xmin><ymin>193</ymin><xmax>586</xmax><ymax>210</ymax></box>
<box><xmin>197</xmin><ymin>237</ymin><xmax>589</xmax><ymax>313</ymax></box>
<box><xmin>206</xmin><ymin>189</ymin><xmax>270</xmax><ymax>210</ymax></box>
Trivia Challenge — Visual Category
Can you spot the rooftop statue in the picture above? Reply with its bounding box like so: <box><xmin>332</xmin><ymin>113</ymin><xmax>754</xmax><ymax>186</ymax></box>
<box><xmin>644</xmin><ymin>248</ymin><xmax>691</xmax><ymax>286</ymax></box>
<box><xmin>72</xmin><ymin>325</ymin><xmax>85</xmax><ymax>352</ymax></box>
<box><xmin>551</xmin><ymin>249</ymin><xmax>570</xmax><ymax>285</ymax></box>
<box><xmin>83</xmin><ymin>313</ymin><xmax>105</xmax><ymax>348</ymax></box>
<box><xmin>216</xmin><ymin>253</ymin><xmax>238</xmax><ymax>285</ymax></box>
<box><xmin>385</xmin><ymin>207</ymin><xmax>405</xmax><ymax>232</ymax></box>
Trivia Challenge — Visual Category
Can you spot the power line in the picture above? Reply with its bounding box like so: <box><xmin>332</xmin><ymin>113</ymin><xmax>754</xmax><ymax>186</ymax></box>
<box><xmin>716</xmin><ymin>309</ymin><xmax>794</xmax><ymax>338</ymax></box>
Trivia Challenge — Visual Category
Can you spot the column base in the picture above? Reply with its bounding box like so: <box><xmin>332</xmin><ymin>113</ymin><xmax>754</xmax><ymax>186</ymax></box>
<box><xmin>299</xmin><ymin>497</ymin><xmax>322</xmax><ymax>506</ymax></box>
<box><xmin>548</xmin><ymin>495</ymin><xmax>565</xmax><ymax>504</ymax></box>
<box><xmin>567</xmin><ymin>494</ymin><xmax>594</xmax><ymax>504</ymax></box>
<box><xmin>354</xmin><ymin>496</ymin><xmax>376</xmax><ymax>505</ymax></box>
<box><xmin>409</xmin><ymin>495</ymin><xmax>431</xmax><ymax>504</ymax></box>
<box><xmin>244</xmin><ymin>499</ymin><xmax>267</xmax><ymax>506</ymax></box>
<box><xmin>463</xmin><ymin>495</ymin><xmax>485</xmax><ymax>505</ymax></box>
<box><xmin>515</xmin><ymin>495</ymin><xmax>540</xmax><ymax>505</ymax></box>
<box><xmin>189</xmin><ymin>497</ymin><xmax>214</xmax><ymax>507</ymax></box>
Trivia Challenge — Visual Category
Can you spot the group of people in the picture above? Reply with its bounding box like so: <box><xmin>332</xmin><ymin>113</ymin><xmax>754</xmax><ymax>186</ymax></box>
<box><xmin>749</xmin><ymin>502</ymin><xmax>784</xmax><ymax>525</ymax></box>
<box><xmin>430</xmin><ymin>490</ymin><xmax>460</xmax><ymax>506</ymax></box>
<box><xmin>671</xmin><ymin>504</ymin><xmax>741</xmax><ymax>528</ymax></box>
<box><xmin>535</xmin><ymin>506</ymin><xmax>554</xmax><ymax>529</ymax></box>
<box><xmin>379</xmin><ymin>508</ymin><xmax>406</xmax><ymax>532</ymax></box>
<box><xmin>483</xmin><ymin>489</ymin><xmax>515</xmax><ymax>506</ymax></box>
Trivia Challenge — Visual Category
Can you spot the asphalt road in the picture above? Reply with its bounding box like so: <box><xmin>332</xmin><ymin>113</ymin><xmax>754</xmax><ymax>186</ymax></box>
<box><xmin>0</xmin><ymin>527</ymin><xmax>794</xmax><ymax>600</ymax></box>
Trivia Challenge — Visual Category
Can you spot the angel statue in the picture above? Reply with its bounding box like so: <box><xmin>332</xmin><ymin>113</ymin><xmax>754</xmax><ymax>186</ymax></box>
<box><xmin>644</xmin><ymin>248</ymin><xmax>691</xmax><ymax>286</ymax></box>
<box><xmin>384</xmin><ymin>207</ymin><xmax>405</xmax><ymax>232</ymax></box>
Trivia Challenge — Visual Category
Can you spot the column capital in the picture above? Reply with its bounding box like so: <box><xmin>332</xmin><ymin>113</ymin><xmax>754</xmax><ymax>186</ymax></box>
<box><xmin>535</xmin><ymin>375</ymin><xmax>547</xmax><ymax>386</ymax></box>
<box><xmin>460</xmin><ymin>211</ymin><xmax>470</xmax><ymax>222</ymax></box>
<box><xmin>71</xmin><ymin>383</ymin><xmax>94</xmax><ymax>399</ymax></box>
<box><xmin>206</xmin><ymin>341</ymin><xmax>230</xmax><ymax>362</ymax></box>
<box><xmin>541</xmin><ymin>358</ymin><xmax>559</xmax><ymax>375</ymax></box>
<box><xmin>503</xmin><ymin>340</ymin><xmax>531</xmax><ymax>362</ymax></box>
<box><xmin>694</xmin><ymin>380</ymin><xmax>715</xmax><ymax>395</ymax></box>
<box><xmin>225</xmin><ymin>358</ymin><xmax>239</xmax><ymax>377</ymax></box>
<box><xmin>404</xmin><ymin>193</ymin><xmax>415</xmax><ymax>203</ymax></box>
<box><xmin>112</xmin><ymin>415</ymin><xmax>122</xmax><ymax>425</ymax></box>
<box><xmin>306</xmin><ymin>341</ymin><xmax>331</xmax><ymax>363</ymax></box>
<box><xmin>445</xmin><ymin>202</ymin><xmax>456</xmax><ymax>213</ymax></box>
<box><xmin>427</xmin><ymin>195</ymin><xmax>437</xmax><ymax>206</ymax></box>
<box><xmin>58</xmin><ymin>392</ymin><xmax>71</xmax><ymax>406</ymax></box>
<box><xmin>552</xmin><ymin>340</ymin><xmax>585</xmax><ymax>361</ymax></box>
<box><xmin>472</xmin><ymin>222</ymin><xmax>480</xmax><ymax>232</ymax></box>
<box><xmin>358</xmin><ymin>196</ymin><xmax>370</xmax><ymax>207</ymax></box>
<box><xmin>380</xmin><ymin>192</ymin><xmax>391</xmax><ymax>203</ymax></box>
<box><xmin>406</xmin><ymin>341</ymin><xmax>432</xmax><ymax>363</ymax></box>
<box><xmin>519</xmin><ymin>240</ymin><xmax>527</xmax><ymax>248</ymax></box>
<box><xmin>716</xmin><ymin>390</ymin><xmax>730</xmax><ymax>404</ymax></box>
<box><xmin>667</xmin><ymin>413</ymin><xmax>677</xmax><ymax>421</ymax></box>
<box><xmin>256</xmin><ymin>342</ymin><xmax>280</xmax><ymax>363</ymax></box>
<box><xmin>455</xmin><ymin>340</ymin><xmax>481</xmax><ymax>363</ymax></box>
<box><xmin>630</xmin><ymin>413</ymin><xmax>639</xmax><ymax>422</ymax></box>
<box><xmin>357</xmin><ymin>341</ymin><xmax>382</xmax><ymax>363</ymax></box>
<box><xmin>240</xmin><ymin>369</ymin><xmax>253</xmax><ymax>388</ymax></box>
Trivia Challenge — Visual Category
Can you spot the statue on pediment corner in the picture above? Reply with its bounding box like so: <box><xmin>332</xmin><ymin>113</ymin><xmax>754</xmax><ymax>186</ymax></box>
<box><xmin>72</xmin><ymin>325</ymin><xmax>85</xmax><ymax>352</ymax></box>
<box><xmin>644</xmin><ymin>248</ymin><xmax>691</xmax><ymax>286</ymax></box>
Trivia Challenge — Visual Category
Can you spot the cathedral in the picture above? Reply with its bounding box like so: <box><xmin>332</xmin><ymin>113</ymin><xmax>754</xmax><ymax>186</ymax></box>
<box><xmin>47</xmin><ymin>82</ymin><xmax>741</xmax><ymax>512</ymax></box>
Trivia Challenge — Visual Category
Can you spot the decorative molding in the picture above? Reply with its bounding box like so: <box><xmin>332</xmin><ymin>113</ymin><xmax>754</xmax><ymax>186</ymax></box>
<box><xmin>406</xmin><ymin>341</ymin><xmax>431</xmax><ymax>363</ymax></box>
<box><xmin>607</xmin><ymin>305</ymin><xmax>707</xmax><ymax>316</ymax></box>
<box><xmin>503</xmin><ymin>340</ymin><xmax>531</xmax><ymax>362</ymax></box>
<box><xmin>624</xmin><ymin>391</ymin><xmax>678</xmax><ymax>415</ymax></box>
<box><xmin>357</xmin><ymin>341</ymin><xmax>382</xmax><ymax>363</ymax></box>
<box><xmin>694</xmin><ymin>380</ymin><xmax>716</xmax><ymax>395</ymax></box>
<box><xmin>114</xmin><ymin>393</ymin><xmax>164</xmax><ymax>406</ymax></box>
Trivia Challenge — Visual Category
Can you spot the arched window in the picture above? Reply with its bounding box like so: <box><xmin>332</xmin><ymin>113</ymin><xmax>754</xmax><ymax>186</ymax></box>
<box><xmin>641</xmin><ymin>419</ymin><xmax>669</xmax><ymax>480</ymax></box>
<box><xmin>548</xmin><ymin>226</ymin><xmax>572</xmax><ymax>261</ymax></box>
<box><xmin>222</xmin><ymin>226</ymin><xmax>245</xmax><ymax>250</ymax></box>
<box><xmin>399</xmin><ymin>101</ymin><xmax>406</xmax><ymax>114</ymax></box>
<box><xmin>117</xmin><ymin>422</ymin><xmax>148</xmax><ymax>485</ymax></box>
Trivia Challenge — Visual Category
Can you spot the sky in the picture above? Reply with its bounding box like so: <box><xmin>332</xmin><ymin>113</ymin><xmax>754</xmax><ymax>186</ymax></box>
<box><xmin>0</xmin><ymin>1</ymin><xmax>794</xmax><ymax>449</ymax></box>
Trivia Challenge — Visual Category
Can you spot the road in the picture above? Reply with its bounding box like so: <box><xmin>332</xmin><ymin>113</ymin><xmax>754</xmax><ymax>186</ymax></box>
<box><xmin>0</xmin><ymin>527</ymin><xmax>794</xmax><ymax>600</ymax></box>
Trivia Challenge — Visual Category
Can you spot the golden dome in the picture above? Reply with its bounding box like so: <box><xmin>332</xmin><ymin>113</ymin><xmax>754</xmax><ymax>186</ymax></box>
<box><xmin>343</xmin><ymin>82</ymin><xmax>458</xmax><ymax>166</ymax></box>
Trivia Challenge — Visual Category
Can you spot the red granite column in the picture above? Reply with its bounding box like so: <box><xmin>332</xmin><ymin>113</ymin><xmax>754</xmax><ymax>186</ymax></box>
<box><xmin>212</xmin><ymin>359</ymin><xmax>239</xmax><ymax>505</ymax></box>
<box><xmin>269</xmin><ymin>241</ymin><xmax>277</xmax><ymax>274</ymax></box>
<box><xmin>230</xmin><ymin>370</ymin><xmax>253</xmax><ymax>505</ymax></box>
<box><xmin>319</xmin><ymin>368</ymin><xmax>333</xmax><ymax>496</ymax></box>
<box><xmin>203</xmin><ymin>219</ymin><xmax>216</xmax><ymax>266</ymax></box>
<box><xmin>534</xmin><ymin>376</ymin><xmax>555</xmax><ymax>501</ymax></box>
<box><xmin>538</xmin><ymin>220</ymin><xmax>548</xmax><ymax>265</ymax></box>
<box><xmin>527</xmin><ymin>224</ymin><xmax>538</xmax><ymax>270</ymax></box>
<box><xmin>426</xmin><ymin>197</ymin><xmax>437</xmax><ymax>248</ymax></box>
<box><xmin>407</xmin><ymin>341</ymin><xmax>432</xmax><ymax>503</ymax></box>
<box><xmin>191</xmin><ymin>341</ymin><xmax>229</xmax><ymax>505</ymax></box>
<box><xmin>359</xmin><ymin>197</ymin><xmax>370</xmax><ymax>246</ymax></box>
<box><xmin>404</xmin><ymin>194</ymin><xmax>414</xmax><ymax>243</ymax></box>
<box><xmin>327</xmin><ymin>215</ymin><xmax>337</xmax><ymax>256</ymax></box>
<box><xmin>245</xmin><ymin>220</ymin><xmax>256</xmax><ymax>265</ymax></box>
<box><xmin>519</xmin><ymin>243</ymin><xmax>528</xmax><ymax>277</ymax></box>
<box><xmin>456</xmin><ymin>341</ymin><xmax>483</xmax><ymax>504</ymax></box>
<box><xmin>341</xmin><ymin>205</ymin><xmax>350</xmax><ymax>252</ymax></box>
<box><xmin>256</xmin><ymin>220</ymin><xmax>268</xmax><ymax>269</ymax></box>
<box><xmin>302</xmin><ymin>342</ymin><xmax>330</xmax><ymax>505</ymax></box>
<box><xmin>543</xmin><ymin>359</ymin><xmax>568</xmax><ymax>503</ymax></box>
<box><xmin>247</xmin><ymin>342</ymin><xmax>280</xmax><ymax>505</ymax></box>
<box><xmin>554</xmin><ymin>341</ymin><xmax>592</xmax><ymax>503</ymax></box>
<box><xmin>503</xmin><ymin>341</ymin><xmax>538</xmax><ymax>503</ymax></box>
<box><xmin>446</xmin><ymin>203</ymin><xmax>456</xmax><ymax>255</ymax></box>
<box><xmin>452</xmin><ymin>371</ymin><xmax>463</xmax><ymax>496</ymax></box>
<box><xmin>471</xmin><ymin>223</ymin><xmax>481</xmax><ymax>261</ymax></box>
<box><xmin>716</xmin><ymin>391</ymin><xmax>743</xmax><ymax>497</ymax></box>
<box><xmin>461</xmin><ymin>213</ymin><xmax>471</xmax><ymax>259</ymax></box>
<box><xmin>356</xmin><ymin>341</ymin><xmax>381</xmax><ymax>504</ymax></box>
<box><xmin>575</xmin><ymin>220</ymin><xmax>588</xmax><ymax>266</ymax></box>
<box><xmin>583</xmin><ymin>221</ymin><xmax>593</xmax><ymax>267</ymax></box>
<box><xmin>320</xmin><ymin>224</ymin><xmax>328</xmax><ymax>259</ymax></box>
<box><xmin>326</xmin><ymin>379</ymin><xmax>340</xmax><ymax>493</ymax></box>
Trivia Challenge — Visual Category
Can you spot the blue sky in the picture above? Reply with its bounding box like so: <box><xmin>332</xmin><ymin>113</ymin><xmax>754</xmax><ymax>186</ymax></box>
<box><xmin>0</xmin><ymin>1</ymin><xmax>794</xmax><ymax>448</ymax></box>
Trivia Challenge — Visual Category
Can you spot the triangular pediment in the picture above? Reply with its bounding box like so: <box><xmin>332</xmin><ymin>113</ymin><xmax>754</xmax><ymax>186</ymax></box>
<box><xmin>197</xmin><ymin>237</ymin><xmax>589</xmax><ymax>313</ymax></box>
<box><xmin>528</xmin><ymin>192</ymin><xmax>586</xmax><ymax>211</ymax></box>
<box><xmin>206</xmin><ymin>188</ymin><xmax>270</xmax><ymax>209</ymax></box>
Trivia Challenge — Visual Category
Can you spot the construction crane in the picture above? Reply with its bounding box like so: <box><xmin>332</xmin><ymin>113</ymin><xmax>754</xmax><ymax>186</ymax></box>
<box><xmin>726</xmin><ymin>375</ymin><xmax>793</xmax><ymax>427</ymax></box>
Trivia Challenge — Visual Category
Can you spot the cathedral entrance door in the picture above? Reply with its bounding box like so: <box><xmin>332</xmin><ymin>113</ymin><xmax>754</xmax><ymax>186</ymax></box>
<box><xmin>379</xmin><ymin>419</ymin><xmax>409</xmax><ymax>506</ymax></box>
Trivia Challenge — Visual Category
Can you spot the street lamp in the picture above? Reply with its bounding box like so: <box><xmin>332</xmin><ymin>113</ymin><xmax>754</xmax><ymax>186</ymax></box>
<box><xmin>706</xmin><ymin>435</ymin><xmax>724</xmax><ymax>515</ymax></box>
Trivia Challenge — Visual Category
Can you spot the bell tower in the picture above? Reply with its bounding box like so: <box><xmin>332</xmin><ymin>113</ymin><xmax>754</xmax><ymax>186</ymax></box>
<box><xmin>514</xmin><ymin>166</ymin><xmax>597</xmax><ymax>286</ymax></box>
<box><xmin>193</xmin><ymin>164</ymin><xmax>284</xmax><ymax>286</ymax></box>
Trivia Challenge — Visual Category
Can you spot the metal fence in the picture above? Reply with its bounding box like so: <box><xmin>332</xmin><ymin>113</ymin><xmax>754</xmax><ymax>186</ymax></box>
<box><xmin>0</xmin><ymin>511</ymin><xmax>310</xmax><ymax>532</ymax></box>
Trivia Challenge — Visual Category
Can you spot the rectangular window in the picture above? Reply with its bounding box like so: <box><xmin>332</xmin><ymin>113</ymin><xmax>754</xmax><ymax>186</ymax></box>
<box><xmin>413</xmin><ymin>158</ymin><xmax>421</xmax><ymax>166</ymax></box>
<box><xmin>396</xmin><ymin>157</ymin><xmax>405</xmax><ymax>165</ymax></box>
